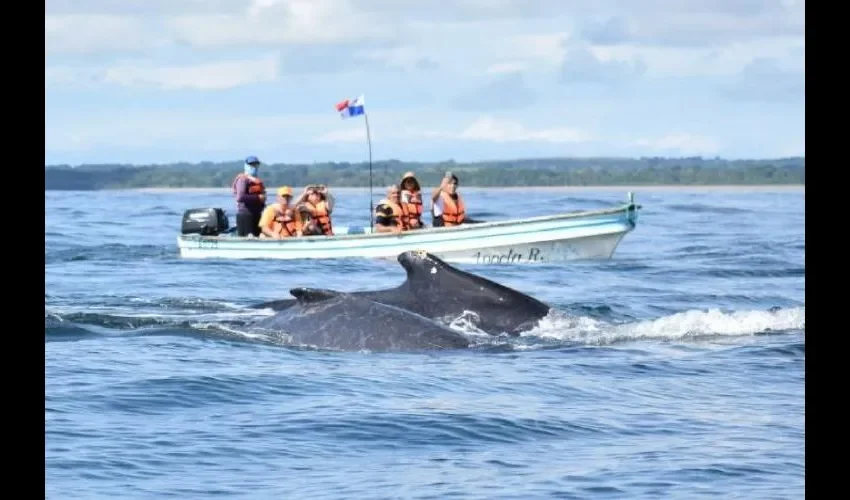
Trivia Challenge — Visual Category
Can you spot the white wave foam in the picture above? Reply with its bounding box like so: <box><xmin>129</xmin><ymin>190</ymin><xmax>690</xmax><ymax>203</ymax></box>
<box><xmin>190</xmin><ymin>322</ymin><xmax>275</xmax><ymax>342</ymax></box>
<box><xmin>526</xmin><ymin>306</ymin><xmax>805</xmax><ymax>344</ymax></box>
<box><xmin>447</xmin><ymin>310</ymin><xmax>493</xmax><ymax>337</ymax></box>
<box><xmin>47</xmin><ymin>299</ymin><xmax>806</xmax><ymax>350</ymax></box>
<box><xmin>126</xmin><ymin>297</ymin><xmax>247</xmax><ymax>310</ymax></box>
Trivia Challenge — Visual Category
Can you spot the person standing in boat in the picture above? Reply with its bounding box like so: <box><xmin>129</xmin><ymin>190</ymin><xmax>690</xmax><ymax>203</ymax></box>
<box><xmin>258</xmin><ymin>186</ymin><xmax>303</xmax><ymax>239</ymax></box>
<box><xmin>374</xmin><ymin>184</ymin><xmax>406</xmax><ymax>234</ymax></box>
<box><xmin>295</xmin><ymin>184</ymin><xmax>335</xmax><ymax>236</ymax></box>
<box><xmin>430</xmin><ymin>172</ymin><xmax>466</xmax><ymax>227</ymax></box>
<box><xmin>399</xmin><ymin>171</ymin><xmax>424</xmax><ymax>230</ymax></box>
<box><xmin>231</xmin><ymin>155</ymin><xmax>266</xmax><ymax>237</ymax></box>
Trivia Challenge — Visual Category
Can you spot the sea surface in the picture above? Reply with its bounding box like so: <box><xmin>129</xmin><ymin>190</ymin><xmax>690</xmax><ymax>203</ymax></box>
<box><xmin>45</xmin><ymin>185</ymin><xmax>805</xmax><ymax>499</ymax></box>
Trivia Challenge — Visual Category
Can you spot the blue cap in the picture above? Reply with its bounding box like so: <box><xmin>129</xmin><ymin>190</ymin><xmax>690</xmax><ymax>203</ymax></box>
<box><xmin>245</xmin><ymin>155</ymin><xmax>260</xmax><ymax>165</ymax></box>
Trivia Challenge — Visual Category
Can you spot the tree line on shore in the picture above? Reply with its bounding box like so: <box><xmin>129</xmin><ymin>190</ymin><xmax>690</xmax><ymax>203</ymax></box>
<box><xmin>44</xmin><ymin>156</ymin><xmax>805</xmax><ymax>190</ymax></box>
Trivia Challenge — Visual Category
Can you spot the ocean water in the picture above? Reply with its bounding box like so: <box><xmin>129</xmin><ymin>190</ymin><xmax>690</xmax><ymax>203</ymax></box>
<box><xmin>45</xmin><ymin>185</ymin><xmax>805</xmax><ymax>499</ymax></box>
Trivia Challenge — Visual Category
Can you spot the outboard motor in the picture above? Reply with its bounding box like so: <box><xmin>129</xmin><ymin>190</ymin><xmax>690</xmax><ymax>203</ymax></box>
<box><xmin>181</xmin><ymin>208</ymin><xmax>230</xmax><ymax>236</ymax></box>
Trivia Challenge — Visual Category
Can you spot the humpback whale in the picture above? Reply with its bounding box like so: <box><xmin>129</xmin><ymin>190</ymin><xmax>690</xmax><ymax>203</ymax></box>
<box><xmin>251</xmin><ymin>288</ymin><xmax>471</xmax><ymax>352</ymax></box>
<box><xmin>252</xmin><ymin>250</ymin><xmax>551</xmax><ymax>336</ymax></box>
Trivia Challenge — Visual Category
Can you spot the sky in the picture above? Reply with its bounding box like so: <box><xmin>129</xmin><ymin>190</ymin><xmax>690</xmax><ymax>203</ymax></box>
<box><xmin>45</xmin><ymin>0</ymin><xmax>805</xmax><ymax>166</ymax></box>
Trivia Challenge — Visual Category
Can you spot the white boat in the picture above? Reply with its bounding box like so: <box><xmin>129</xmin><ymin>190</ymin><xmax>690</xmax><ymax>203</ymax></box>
<box><xmin>176</xmin><ymin>192</ymin><xmax>642</xmax><ymax>264</ymax></box>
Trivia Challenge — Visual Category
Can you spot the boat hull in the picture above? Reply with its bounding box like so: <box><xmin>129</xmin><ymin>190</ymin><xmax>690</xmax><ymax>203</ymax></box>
<box><xmin>176</xmin><ymin>198</ymin><xmax>640</xmax><ymax>265</ymax></box>
<box><xmin>447</xmin><ymin>231</ymin><xmax>628</xmax><ymax>265</ymax></box>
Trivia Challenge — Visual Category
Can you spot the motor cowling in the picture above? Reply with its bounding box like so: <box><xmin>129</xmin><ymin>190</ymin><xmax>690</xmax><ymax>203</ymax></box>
<box><xmin>181</xmin><ymin>208</ymin><xmax>230</xmax><ymax>236</ymax></box>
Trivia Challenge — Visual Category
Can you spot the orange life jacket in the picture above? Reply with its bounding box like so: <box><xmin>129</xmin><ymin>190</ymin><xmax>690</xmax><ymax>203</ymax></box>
<box><xmin>270</xmin><ymin>204</ymin><xmax>300</xmax><ymax>237</ymax></box>
<box><xmin>231</xmin><ymin>173</ymin><xmax>265</xmax><ymax>195</ymax></box>
<box><xmin>376</xmin><ymin>199</ymin><xmax>405</xmax><ymax>230</ymax></box>
<box><xmin>440</xmin><ymin>191</ymin><xmax>465</xmax><ymax>226</ymax></box>
<box><xmin>304</xmin><ymin>200</ymin><xmax>333</xmax><ymax>235</ymax></box>
<box><xmin>400</xmin><ymin>190</ymin><xmax>423</xmax><ymax>228</ymax></box>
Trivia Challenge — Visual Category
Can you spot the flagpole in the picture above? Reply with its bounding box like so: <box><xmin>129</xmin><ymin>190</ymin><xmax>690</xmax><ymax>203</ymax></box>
<box><xmin>364</xmin><ymin>111</ymin><xmax>373</xmax><ymax>232</ymax></box>
<box><xmin>335</xmin><ymin>95</ymin><xmax>373</xmax><ymax>231</ymax></box>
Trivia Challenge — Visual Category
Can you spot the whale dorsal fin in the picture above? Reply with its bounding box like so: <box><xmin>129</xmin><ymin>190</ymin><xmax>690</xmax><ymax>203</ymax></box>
<box><xmin>289</xmin><ymin>287</ymin><xmax>342</xmax><ymax>303</ymax></box>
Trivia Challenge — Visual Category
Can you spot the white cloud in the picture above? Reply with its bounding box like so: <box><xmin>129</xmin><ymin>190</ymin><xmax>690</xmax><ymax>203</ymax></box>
<box><xmin>576</xmin><ymin>0</ymin><xmax>804</xmax><ymax>46</ymax></box>
<box><xmin>721</xmin><ymin>55</ymin><xmax>804</xmax><ymax>101</ymax></box>
<box><xmin>45</xmin><ymin>1</ymin><xmax>806</xmax><ymax>82</ymax></box>
<box><xmin>452</xmin><ymin>73</ymin><xmax>537</xmax><ymax>111</ymax></box>
<box><xmin>460</xmin><ymin>117</ymin><xmax>591</xmax><ymax>143</ymax></box>
<box><xmin>45</xmin><ymin>0</ymin><xmax>244</xmax><ymax>16</ymax></box>
<box><xmin>44</xmin><ymin>1</ymin><xmax>805</xmax><ymax>163</ymax></box>
<box><xmin>46</xmin><ymin>109</ymin><xmax>336</xmax><ymax>152</ymax></box>
<box><xmin>634</xmin><ymin>133</ymin><xmax>720</xmax><ymax>155</ymax></box>
<box><xmin>505</xmin><ymin>33</ymin><xmax>570</xmax><ymax>67</ymax></box>
<box><xmin>486</xmin><ymin>62</ymin><xmax>528</xmax><ymax>74</ymax></box>
<box><xmin>248</xmin><ymin>0</ymin><xmax>281</xmax><ymax>16</ymax></box>
<box><xmin>46</xmin><ymin>0</ymin><xmax>806</xmax><ymax>57</ymax></box>
<box><xmin>354</xmin><ymin>46</ymin><xmax>439</xmax><ymax>73</ymax></box>
<box><xmin>312</xmin><ymin>127</ymin><xmax>372</xmax><ymax>144</ymax></box>
<box><xmin>46</xmin><ymin>55</ymin><xmax>281</xmax><ymax>90</ymax></box>
<box><xmin>45</xmin><ymin>66</ymin><xmax>97</xmax><ymax>87</ymax></box>
<box><xmin>560</xmin><ymin>43</ymin><xmax>647</xmax><ymax>83</ymax></box>
<box><xmin>592</xmin><ymin>36</ymin><xmax>804</xmax><ymax>78</ymax></box>
<box><xmin>45</xmin><ymin>1</ymin><xmax>401</xmax><ymax>56</ymax></box>
<box><xmin>45</xmin><ymin>15</ymin><xmax>166</xmax><ymax>55</ymax></box>
<box><xmin>168</xmin><ymin>0</ymin><xmax>398</xmax><ymax>48</ymax></box>
<box><xmin>313</xmin><ymin>115</ymin><xmax>593</xmax><ymax>145</ymax></box>
<box><xmin>99</xmin><ymin>55</ymin><xmax>279</xmax><ymax>90</ymax></box>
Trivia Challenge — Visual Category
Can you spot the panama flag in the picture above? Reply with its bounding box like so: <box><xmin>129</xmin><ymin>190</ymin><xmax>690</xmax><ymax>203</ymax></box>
<box><xmin>335</xmin><ymin>95</ymin><xmax>365</xmax><ymax>119</ymax></box>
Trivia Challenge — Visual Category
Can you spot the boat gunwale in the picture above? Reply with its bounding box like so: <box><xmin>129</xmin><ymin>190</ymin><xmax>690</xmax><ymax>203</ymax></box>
<box><xmin>178</xmin><ymin>202</ymin><xmax>640</xmax><ymax>244</ymax></box>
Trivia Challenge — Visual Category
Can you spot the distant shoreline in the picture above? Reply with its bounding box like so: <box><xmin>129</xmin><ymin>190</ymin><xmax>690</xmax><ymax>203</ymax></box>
<box><xmin>107</xmin><ymin>184</ymin><xmax>805</xmax><ymax>194</ymax></box>
<box><xmin>44</xmin><ymin>158</ymin><xmax>805</xmax><ymax>191</ymax></box>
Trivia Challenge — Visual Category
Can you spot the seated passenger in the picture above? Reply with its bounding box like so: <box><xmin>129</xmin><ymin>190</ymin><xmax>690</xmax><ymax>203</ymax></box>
<box><xmin>430</xmin><ymin>172</ymin><xmax>465</xmax><ymax>227</ymax></box>
<box><xmin>258</xmin><ymin>186</ymin><xmax>302</xmax><ymax>239</ymax></box>
<box><xmin>374</xmin><ymin>184</ymin><xmax>406</xmax><ymax>234</ymax></box>
<box><xmin>399</xmin><ymin>171</ymin><xmax>424</xmax><ymax>229</ymax></box>
<box><xmin>295</xmin><ymin>184</ymin><xmax>335</xmax><ymax>236</ymax></box>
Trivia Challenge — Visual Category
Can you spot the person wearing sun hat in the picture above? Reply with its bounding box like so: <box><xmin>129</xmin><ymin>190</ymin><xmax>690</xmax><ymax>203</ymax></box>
<box><xmin>398</xmin><ymin>171</ymin><xmax>424</xmax><ymax>229</ymax></box>
<box><xmin>258</xmin><ymin>185</ymin><xmax>303</xmax><ymax>239</ymax></box>
<box><xmin>294</xmin><ymin>184</ymin><xmax>335</xmax><ymax>236</ymax></box>
<box><xmin>231</xmin><ymin>155</ymin><xmax>267</xmax><ymax>237</ymax></box>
